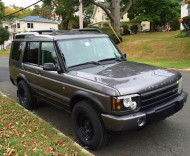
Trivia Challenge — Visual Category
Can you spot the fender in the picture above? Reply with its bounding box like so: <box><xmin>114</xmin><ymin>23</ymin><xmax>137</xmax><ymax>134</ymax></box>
<box><xmin>17</xmin><ymin>73</ymin><xmax>30</xmax><ymax>85</ymax></box>
<box><xmin>71</xmin><ymin>90</ymin><xmax>106</xmax><ymax>113</ymax></box>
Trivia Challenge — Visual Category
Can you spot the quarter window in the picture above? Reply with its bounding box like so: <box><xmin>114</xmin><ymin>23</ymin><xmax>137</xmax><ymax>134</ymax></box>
<box><xmin>23</xmin><ymin>42</ymin><xmax>39</xmax><ymax>64</ymax></box>
<box><xmin>40</xmin><ymin>42</ymin><xmax>58</xmax><ymax>66</ymax></box>
<box><xmin>11</xmin><ymin>42</ymin><xmax>25</xmax><ymax>61</ymax></box>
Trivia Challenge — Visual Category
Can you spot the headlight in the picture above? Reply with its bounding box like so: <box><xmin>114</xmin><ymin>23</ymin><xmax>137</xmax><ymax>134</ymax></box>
<box><xmin>112</xmin><ymin>94</ymin><xmax>140</xmax><ymax>111</ymax></box>
<box><xmin>177</xmin><ymin>77</ymin><xmax>183</xmax><ymax>94</ymax></box>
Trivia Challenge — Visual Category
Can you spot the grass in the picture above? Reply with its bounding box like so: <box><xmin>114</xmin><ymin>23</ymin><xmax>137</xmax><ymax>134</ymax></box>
<box><xmin>0</xmin><ymin>93</ymin><xmax>91</xmax><ymax>156</ymax></box>
<box><xmin>118</xmin><ymin>31</ymin><xmax>190</xmax><ymax>69</ymax></box>
<box><xmin>0</xmin><ymin>49</ymin><xmax>10</xmax><ymax>57</ymax></box>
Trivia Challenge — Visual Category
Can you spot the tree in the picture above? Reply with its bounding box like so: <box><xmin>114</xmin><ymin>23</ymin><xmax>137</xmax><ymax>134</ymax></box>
<box><xmin>88</xmin><ymin>0</ymin><xmax>132</xmax><ymax>37</ymax></box>
<box><xmin>4</xmin><ymin>7</ymin><xmax>24</xmax><ymax>21</ymax></box>
<box><xmin>31</xmin><ymin>4</ymin><xmax>55</xmax><ymax>20</ymax></box>
<box><xmin>0</xmin><ymin>0</ymin><xmax>5</xmax><ymax>23</ymax></box>
<box><xmin>83</xmin><ymin>4</ymin><xmax>94</xmax><ymax>26</ymax></box>
<box><xmin>43</xmin><ymin>0</ymin><xmax>80</xmax><ymax>30</ymax></box>
<box><xmin>128</xmin><ymin>0</ymin><xmax>181</xmax><ymax>31</ymax></box>
<box><xmin>0</xmin><ymin>27</ymin><xmax>10</xmax><ymax>49</ymax></box>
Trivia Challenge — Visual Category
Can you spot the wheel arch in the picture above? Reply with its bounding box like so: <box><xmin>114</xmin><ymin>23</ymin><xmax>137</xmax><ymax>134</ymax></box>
<box><xmin>17</xmin><ymin>73</ymin><xmax>30</xmax><ymax>86</ymax></box>
<box><xmin>70</xmin><ymin>91</ymin><xmax>106</xmax><ymax>113</ymax></box>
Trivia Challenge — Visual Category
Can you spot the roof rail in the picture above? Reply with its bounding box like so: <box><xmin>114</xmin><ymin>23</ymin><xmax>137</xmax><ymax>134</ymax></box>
<box><xmin>32</xmin><ymin>29</ymin><xmax>56</xmax><ymax>35</ymax></box>
<box><xmin>73</xmin><ymin>28</ymin><xmax>102</xmax><ymax>34</ymax></box>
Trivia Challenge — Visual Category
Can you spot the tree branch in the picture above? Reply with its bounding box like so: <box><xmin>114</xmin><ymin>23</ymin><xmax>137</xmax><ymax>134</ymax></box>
<box><xmin>120</xmin><ymin>0</ymin><xmax>132</xmax><ymax>18</ymax></box>
<box><xmin>89</xmin><ymin>0</ymin><xmax>114</xmax><ymax>21</ymax></box>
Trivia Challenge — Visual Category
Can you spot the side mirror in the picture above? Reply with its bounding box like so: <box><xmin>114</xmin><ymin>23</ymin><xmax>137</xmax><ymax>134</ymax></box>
<box><xmin>122</xmin><ymin>53</ymin><xmax>127</xmax><ymax>58</ymax></box>
<box><xmin>43</xmin><ymin>63</ymin><xmax>57</xmax><ymax>71</ymax></box>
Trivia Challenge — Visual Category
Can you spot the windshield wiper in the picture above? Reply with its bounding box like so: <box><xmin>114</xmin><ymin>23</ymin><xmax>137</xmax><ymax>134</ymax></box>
<box><xmin>98</xmin><ymin>57</ymin><xmax>124</xmax><ymax>62</ymax></box>
<box><xmin>70</xmin><ymin>61</ymin><xmax>100</xmax><ymax>68</ymax></box>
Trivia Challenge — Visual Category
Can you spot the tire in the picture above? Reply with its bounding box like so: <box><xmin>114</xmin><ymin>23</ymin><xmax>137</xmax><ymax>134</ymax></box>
<box><xmin>17</xmin><ymin>80</ymin><xmax>36</xmax><ymax>109</ymax></box>
<box><xmin>72</xmin><ymin>101</ymin><xmax>107</xmax><ymax>150</ymax></box>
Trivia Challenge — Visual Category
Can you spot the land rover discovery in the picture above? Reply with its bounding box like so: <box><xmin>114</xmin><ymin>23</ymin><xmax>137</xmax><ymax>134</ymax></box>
<box><xmin>9</xmin><ymin>29</ymin><xmax>188</xmax><ymax>149</ymax></box>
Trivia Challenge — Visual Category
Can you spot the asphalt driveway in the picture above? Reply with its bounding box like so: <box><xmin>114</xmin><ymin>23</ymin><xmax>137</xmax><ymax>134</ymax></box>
<box><xmin>0</xmin><ymin>57</ymin><xmax>190</xmax><ymax>156</ymax></box>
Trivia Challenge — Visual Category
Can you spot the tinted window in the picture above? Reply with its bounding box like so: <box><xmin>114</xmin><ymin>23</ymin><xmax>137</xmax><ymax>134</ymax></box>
<box><xmin>40</xmin><ymin>42</ymin><xmax>58</xmax><ymax>66</ymax></box>
<box><xmin>11</xmin><ymin>42</ymin><xmax>25</xmax><ymax>61</ymax></box>
<box><xmin>23</xmin><ymin>42</ymin><xmax>39</xmax><ymax>64</ymax></box>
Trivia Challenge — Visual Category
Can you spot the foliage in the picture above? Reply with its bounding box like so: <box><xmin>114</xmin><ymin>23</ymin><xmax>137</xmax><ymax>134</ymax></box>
<box><xmin>0</xmin><ymin>27</ymin><xmax>10</xmax><ymax>49</ymax></box>
<box><xmin>83</xmin><ymin>4</ymin><xmax>94</xmax><ymax>26</ymax></box>
<box><xmin>121</xmin><ymin>24</ymin><xmax>130</xmax><ymax>35</ymax></box>
<box><xmin>31</xmin><ymin>4</ymin><xmax>55</xmax><ymax>20</ymax></box>
<box><xmin>128</xmin><ymin>0</ymin><xmax>181</xmax><ymax>31</ymax></box>
<box><xmin>0</xmin><ymin>0</ymin><xmax>5</xmax><ymax>21</ymax></box>
<box><xmin>44</xmin><ymin>0</ymin><xmax>80</xmax><ymax>30</ymax></box>
<box><xmin>182</xmin><ymin>16</ymin><xmax>190</xmax><ymax>30</ymax></box>
<box><xmin>86</xmin><ymin>26</ymin><xmax>122</xmax><ymax>44</ymax></box>
<box><xmin>175</xmin><ymin>31</ymin><xmax>187</xmax><ymax>38</ymax></box>
<box><xmin>130</xmin><ymin>25</ymin><xmax>138</xmax><ymax>34</ymax></box>
<box><xmin>3</xmin><ymin>7</ymin><xmax>23</xmax><ymax>21</ymax></box>
<box><xmin>0</xmin><ymin>93</ymin><xmax>91</xmax><ymax>156</ymax></box>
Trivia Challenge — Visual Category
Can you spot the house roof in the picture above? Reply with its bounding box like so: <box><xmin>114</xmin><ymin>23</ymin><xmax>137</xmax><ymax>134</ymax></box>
<box><xmin>2</xmin><ymin>21</ymin><xmax>12</xmax><ymax>24</ymax></box>
<box><xmin>16</xmin><ymin>16</ymin><xmax>57</xmax><ymax>24</ymax></box>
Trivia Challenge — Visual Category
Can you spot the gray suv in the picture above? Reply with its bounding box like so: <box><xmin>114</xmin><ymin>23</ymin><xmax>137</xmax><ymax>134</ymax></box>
<box><xmin>9</xmin><ymin>29</ymin><xmax>188</xmax><ymax>149</ymax></box>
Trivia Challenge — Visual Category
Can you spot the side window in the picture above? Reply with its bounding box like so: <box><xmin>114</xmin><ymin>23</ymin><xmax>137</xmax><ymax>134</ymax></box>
<box><xmin>23</xmin><ymin>42</ymin><xmax>39</xmax><ymax>64</ymax></box>
<box><xmin>11</xmin><ymin>42</ymin><xmax>25</xmax><ymax>61</ymax></box>
<box><xmin>40</xmin><ymin>42</ymin><xmax>58</xmax><ymax>66</ymax></box>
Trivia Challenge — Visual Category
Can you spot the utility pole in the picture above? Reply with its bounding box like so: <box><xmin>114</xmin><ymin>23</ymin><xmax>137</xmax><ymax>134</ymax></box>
<box><xmin>79</xmin><ymin>0</ymin><xmax>83</xmax><ymax>29</ymax></box>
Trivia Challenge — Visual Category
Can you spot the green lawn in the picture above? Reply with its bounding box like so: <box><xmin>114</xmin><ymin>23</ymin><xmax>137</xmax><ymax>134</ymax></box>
<box><xmin>118</xmin><ymin>31</ymin><xmax>190</xmax><ymax>69</ymax></box>
<box><xmin>0</xmin><ymin>48</ymin><xmax>10</xmax><ymax>57</ymax></box>
<box><xmin>0</xmin><ymin>93</ymin><xmax>91</xmax><ymax>156</ymax></box>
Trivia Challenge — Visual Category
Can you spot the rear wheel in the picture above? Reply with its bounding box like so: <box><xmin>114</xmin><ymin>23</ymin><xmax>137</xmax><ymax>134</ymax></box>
<box><xmin>18</xmin><ymin>80</ymin><xmax>36</xmax><ymax>109</ymax></box>
<box><xmin>72</xmin><ymin>101</ymin><xmax>107</xmax><ymax>150</ymax></box>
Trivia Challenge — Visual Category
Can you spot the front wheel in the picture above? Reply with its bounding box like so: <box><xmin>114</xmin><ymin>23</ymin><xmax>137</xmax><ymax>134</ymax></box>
<box><xmin>72</xmin><ymin>101</ymin><xmax>107</xmax><ymax>150</ymax></box>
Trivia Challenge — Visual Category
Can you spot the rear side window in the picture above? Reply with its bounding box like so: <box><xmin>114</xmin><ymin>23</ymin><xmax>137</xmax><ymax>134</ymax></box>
<box><xmin>11</xmin><ymin>42</ymin><xmax>25</xmax><ymax>61</ymax></box>
<box><xmin>40</xmin><ymin>42</ymin><xmax>58</xmax><ymax>66</ymax></box>
<box><xmin>23</xmin><ymin>42</ymin><xmax>39</xmax><ymax>64</ymax></box>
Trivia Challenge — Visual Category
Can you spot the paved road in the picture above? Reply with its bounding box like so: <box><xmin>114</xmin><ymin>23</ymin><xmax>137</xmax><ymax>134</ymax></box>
<box><xmin>0</xmin><ymin>57</ymin><xmax>190</xmax><ymax>156</ymax></box>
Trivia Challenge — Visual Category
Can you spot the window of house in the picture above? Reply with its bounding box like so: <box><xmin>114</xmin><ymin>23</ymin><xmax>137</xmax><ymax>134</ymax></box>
<box><xmin>5</xmin><ymin>26</ymin><xmax>8</xmax><ymax>29</ymax></box>
<box><xmin>11</xmin><ymin>42</ymin><xmax>25</xmax><ymax>61</ymax></box>
<box><xmin>102</xmin><ymin>15</ymin><xmax>104</xmax><ymax>20</ymax></box>
<box><xmin>40</xmin><ymin>42</ymin><xmax>58</xmax><ymax>66</ymax></box>
<box><xmin>27</xmin><ymin>23</ymin><xmax>34</xmax><ymax>28</ymax></box>
<box><xmin>23</xmin><ymin>42</ymin><xmax>39</xmax><ymax>64</ymax></box>
<box><xmin>17</xmin><ymin>23</ymin><xmax>20</xmax><ymax>28</ymax></box>
<box><xmin>121</xmin><ymin>16</ymin><xmax>124</xmax><ymax>20</ymax></box>
<box><xmin>188</xmin><ymin>8</ymin><xmax>190</xmax><ymax>16</ymax></box>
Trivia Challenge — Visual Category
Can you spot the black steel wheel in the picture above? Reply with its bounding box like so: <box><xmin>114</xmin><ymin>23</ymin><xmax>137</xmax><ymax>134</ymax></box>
<box><xmin>72</xmin><ymin>101</ymin><xmax>107</xmax><ymax>150</ymax></box>
<box><xmin>18</xmin><ymin>80</ymin><xmax>36</xmax><ymax>109</ymax></box>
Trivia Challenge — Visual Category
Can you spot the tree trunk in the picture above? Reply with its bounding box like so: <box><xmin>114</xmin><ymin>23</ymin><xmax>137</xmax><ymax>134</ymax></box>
<box><xmin>61</xmin><ymin>15</ymin><xmax>69</xmax><ymax>30</ymax></box>
<box><xmin>150</xmin><ymin>22</ymin><xmax>155</xmax><ymax>32</ymax></box>
<box><xmin>3</xmin><ymin>41</ymin><xmax>4</xmax><ymax>49</ymax></box>
<box><xmin>111</xmin><ymin>0</ymin><xmax>121</xmax><ymax>38</ymax></box>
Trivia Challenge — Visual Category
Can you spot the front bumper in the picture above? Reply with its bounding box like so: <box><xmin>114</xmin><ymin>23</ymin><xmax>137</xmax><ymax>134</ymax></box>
<box><xmin>102</xmin><ymin>92</ymin><xmax>188</xmax><ymax>131</ymax></box>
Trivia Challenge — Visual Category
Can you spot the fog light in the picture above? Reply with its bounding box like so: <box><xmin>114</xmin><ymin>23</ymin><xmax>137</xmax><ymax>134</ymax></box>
<box><xmin>137</xmin><ymin>117</ymin><xmax>146</xmax><ymax>127</ymax></box>
<box><xmin>123</xmin><ymin>97</ymin><xmax>137</xmax><ymax>110</ymax></box>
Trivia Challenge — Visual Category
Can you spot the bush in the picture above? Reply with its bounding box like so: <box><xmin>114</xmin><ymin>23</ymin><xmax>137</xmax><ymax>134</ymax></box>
<box><xmin>130</xmin><ymin>25</ymin><xmax>138</xmax><ymax>34</ymax></box>
<box><xmin>121</xmin><ymin>24</ymin><xmax>130</xmax><ymax>35</ymax></box>
<box><xmin>100</xmin><ymin>27</ymin><xmax>122</xmax><ymax>44</ymax></box>
<box><xmin>85</xmin><ymin>26</ymin><xmax>122</xmax><ymax>44</ymax></box>
<box><xmin>182</xmin><ymin>16</ymin><xmax>190</xmax><ymax>30</ymax></box>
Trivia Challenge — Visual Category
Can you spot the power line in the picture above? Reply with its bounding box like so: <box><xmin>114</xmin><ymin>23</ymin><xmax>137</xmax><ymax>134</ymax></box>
<box><xmin>0</xmin><ymin>0</ymin><xmax>43</xmax><ymax>19</ymax></box>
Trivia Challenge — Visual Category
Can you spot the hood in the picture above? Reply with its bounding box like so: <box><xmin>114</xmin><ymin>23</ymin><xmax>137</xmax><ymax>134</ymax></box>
<box><xmin>68</xmin><ymin>61</ymin><xmax>181</xmax><ymax>95</ymax></box>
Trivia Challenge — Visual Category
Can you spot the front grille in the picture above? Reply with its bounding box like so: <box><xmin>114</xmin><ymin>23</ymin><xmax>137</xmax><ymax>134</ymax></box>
<box><xmin>140</xmin><ymin>83</ymin><xmax>178</xmax><ymax>109</ymax></box>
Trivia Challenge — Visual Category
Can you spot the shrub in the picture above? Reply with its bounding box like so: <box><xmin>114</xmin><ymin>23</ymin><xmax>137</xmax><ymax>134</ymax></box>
<box><xmin>100</xmin><ymin>27</ymin><xmax>122</xmax><ymax>44</ymax></box>
<box><xmin>121</xmin><ymin>24</ymin><xmax>130</xmax><ymax>35</ymax></box>
<box><xmin>130</xmin><ymin>25</ymin><xmax>138</xmax><ymax>34</ymax></box>
<box><xmin>182</xmin><ymin>16</ymin><xmax>190</xmax><ymax>30</ymax></box>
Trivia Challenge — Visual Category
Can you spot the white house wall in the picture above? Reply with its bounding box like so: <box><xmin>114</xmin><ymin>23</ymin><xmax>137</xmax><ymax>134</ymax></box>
<box><xmin>181</xmin><ymin>4</ymin><xmax>189</xmax><ymax>30</ymax></box>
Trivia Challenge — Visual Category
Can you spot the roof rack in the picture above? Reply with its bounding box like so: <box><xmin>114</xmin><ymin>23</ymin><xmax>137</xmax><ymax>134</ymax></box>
<box><xmin>32</xmin><ymin>28</ymin><xmax>102</xmax><ymax>35</ymax></box>
<box><xmin>32</xmin><ymin>30</ymin><xmax>57</xmax><ymax>35</ymax></box>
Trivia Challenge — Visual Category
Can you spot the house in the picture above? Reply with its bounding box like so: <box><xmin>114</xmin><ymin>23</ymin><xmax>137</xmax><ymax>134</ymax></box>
<box><xmin>1</xmin><ymin>16</ymin><xmax>58</xmax><ymax>49</ymax></box>
<box><xmin>91</xmin><ymin>6</ymin><xmax>150</xmax><ymax>32</ymax></box>
<box><xmin>180</xmin><ymin>0</ymin><xmax>190</xmax><ymax>30</ymax></box>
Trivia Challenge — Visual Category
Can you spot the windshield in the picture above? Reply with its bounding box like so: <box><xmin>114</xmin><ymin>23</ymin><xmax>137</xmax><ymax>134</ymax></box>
<box><xmin>58</xmin><ymin>37</ymin><xmax>122</xmax><ymax>67</ymax></box>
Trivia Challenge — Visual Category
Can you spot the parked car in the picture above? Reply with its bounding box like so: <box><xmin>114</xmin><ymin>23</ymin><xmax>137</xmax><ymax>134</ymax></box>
<box><xmin>9</xmin><ymin>29</ymin><xmax>188</xmax><ymax>150</ymax></box>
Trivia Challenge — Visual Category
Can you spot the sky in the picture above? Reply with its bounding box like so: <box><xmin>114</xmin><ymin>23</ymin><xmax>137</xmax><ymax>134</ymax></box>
<box><xmin>2</xmin><ymin>0</ymin><xmax>42</xmax><ymax>8</ymax></box>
